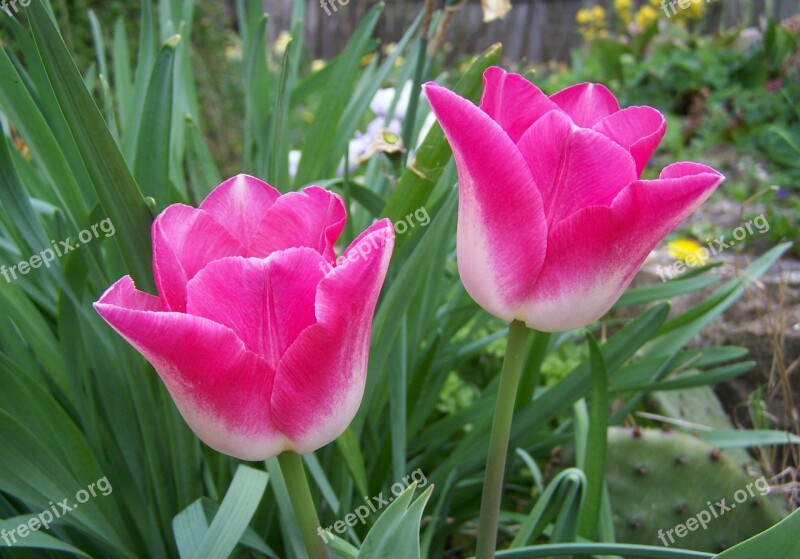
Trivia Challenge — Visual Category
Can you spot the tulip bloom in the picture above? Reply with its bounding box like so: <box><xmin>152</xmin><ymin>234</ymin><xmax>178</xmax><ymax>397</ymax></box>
<box><xmin>424</xmin><ymin>67</ymin><xmax>723</xmax><ymax>332</ymax></box>
<box><xmin>95</xmin><ymin>175</ymin><xmax>394</xmax><ymax>460</ymax></box>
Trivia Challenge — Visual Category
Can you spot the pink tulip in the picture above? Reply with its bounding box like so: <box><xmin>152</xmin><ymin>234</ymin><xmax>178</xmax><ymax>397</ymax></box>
<box><xmin>424</xmin><ymin>67</ymin><xmax>724</xmax><ymax>332</ymax></box>
<box><xmin>95</xmin><ymin>175</ymin><xmax>394</xmax><ymax>460</ymax></box>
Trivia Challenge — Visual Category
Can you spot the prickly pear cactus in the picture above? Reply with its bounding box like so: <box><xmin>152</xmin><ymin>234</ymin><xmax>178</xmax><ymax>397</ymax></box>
<box><xmin>648</xmin><ymin>387</ymin><xmax>752</xmax><ymax>466</ymax></box>
<box><xmin>606</xmin><ymin>427</ymin><xmax>785</xmax><ymax>556</ymax></box>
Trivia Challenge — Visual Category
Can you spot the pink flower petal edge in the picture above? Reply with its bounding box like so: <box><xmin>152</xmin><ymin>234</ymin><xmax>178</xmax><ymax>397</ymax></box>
<box><xmin>518</xmin><ymin>164</ymin><xmax>724</xmax><ymax>331</ymax></box>
<box><xmin>424</xmin><ymin>81</ymin><xmax>547</xmax><ymax>320</ymax></box>
<box><xmin>272</xmin><ymin>219</ymin><xmax>395</xmax><ymax>452</ymax></box>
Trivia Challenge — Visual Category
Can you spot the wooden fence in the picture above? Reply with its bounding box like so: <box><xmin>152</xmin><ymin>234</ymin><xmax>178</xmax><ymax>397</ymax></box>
<box><xmin>260</xmin><ymin>0</ymin><xmax>800</xmax><ymax>62</ymax></box>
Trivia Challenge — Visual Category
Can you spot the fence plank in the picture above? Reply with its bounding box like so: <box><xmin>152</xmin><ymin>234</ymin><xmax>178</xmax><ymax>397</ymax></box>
<box><xmin>261</xmin><ymin>0</ymin><xmax>800</xmax><ymax>62</ymax></box>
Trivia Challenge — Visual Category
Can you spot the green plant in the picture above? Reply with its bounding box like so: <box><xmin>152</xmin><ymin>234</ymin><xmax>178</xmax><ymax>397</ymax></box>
<box><xmin>607</xmin><ymin>427</ymin><xmax>785</xmax><ymax>555</ymax></box>
<box><xmin>0</xmin><ymin>1</ymin><xmax>796</xmax><ymax>557</ymax></box>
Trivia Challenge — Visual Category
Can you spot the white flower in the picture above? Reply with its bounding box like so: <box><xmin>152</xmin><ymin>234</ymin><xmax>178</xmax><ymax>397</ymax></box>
<box><xmin>288</xmin><ymin>150</ymin><xmax>302</xmax><ymax>179</ymax></box>
<box><xmin>370</xmin><ymin>81</ymin><xmax>414</xmax><ymax>119</ymax></box>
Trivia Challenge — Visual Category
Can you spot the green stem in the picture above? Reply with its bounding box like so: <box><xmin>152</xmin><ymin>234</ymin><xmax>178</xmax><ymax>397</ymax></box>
<box><xmin>476</xmin><ymin>320</ymin><xmax>531</xmax><ymax>559</ymax></box>
<box><xmin>277</xmin><ymin>451</ymin><xmax>330</xmax><ymax>559</ymax></box>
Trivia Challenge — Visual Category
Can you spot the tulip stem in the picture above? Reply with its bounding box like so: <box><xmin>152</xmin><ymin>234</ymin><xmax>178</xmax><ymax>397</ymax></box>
<box><xmin>475</xmin><ymin>319</ymin><xmax>530</xmax><ymax>559</ymax></box>
<box><xmin>277</xmin><ymin>451</ymin><xmax>330</xmax><ymax>559</ymax></box>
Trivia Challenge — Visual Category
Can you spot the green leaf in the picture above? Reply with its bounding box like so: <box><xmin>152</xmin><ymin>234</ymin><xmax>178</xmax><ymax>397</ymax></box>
<box><xmin>383</xmin><ymin>42</ymin><xmax>502</xmax><ymax>251</ymax></box>
<box><xmin>303</xmin><ymin>452</ymin><xmax>340</xmax><ymax>516</ymax></box>
<box><xmin>0</xmin><ymin>128</ymin><xmax>51</xmax><ymax>255</ymax></box>
<box><xmin>363</xmin><ymin>190</ymin><xmax>458</xmax><ymax>425</ymax></box>
<box><xmin>112</xmin><ymin>18</ymin><xmax>133</xmax><ymax>131</ymax></box>
<box><xmin>121</xmin><ymin>0</ymin><xmax>157</xmax><ymax>157</ymax></box>
<box><xmin>27</xmin><ymin>0</ymin><xmax>155</xmax><ymax>289</ymax></box>
<box><xmin>173</xmin><ymin>500</ymin><xmax>208</xmax><ymax>559</ymax></box>
<box><xmin>697</xmin><ymin>429</ymin><xmax>800</xmax><ymax>448</ymax></box>
<box><xmin>242</xmin><ymin>12</ymin><xmax>269</xmax><ymax>176</ymax></box>
<box><xmin>649</xmin><ymin>243</ymin><xmax>792</xmax><ymax>357</ymax></box>
<box><xmin>321</xmin><ymin>10</ymin><xmax>423</xmax><ymax>188</ymax></box>
<box><xmin>199</xmin><ymin>497</ymin><xmax>279</xmax><ymax>558</ymax></box>
<box><xmin>497</xmin><ymin>543</ymin><xmax>712</xmax><ymax>558</ymax></box>
<box><xmin>713</xmin><ymin>507</ymin><xmax>800</xmax><ymax>559</ymax></box>
<box><xmin>87</xmin><ymin>10</ymin><xmax>109</xmax><ymax>83</ymax></box>
<box><xmin>0</xmin><ymin>410</ymin><xmax>131</xmax><ymax>553</ymax></box>
<box><xmin>431</xmin><ymin>304</ymin><xmax>670</xmax><ymax>481</ymax></box>
<box><xmin>329</xmin><ymin>537</ymin><xmax>360</xmax><ymax>559</ymax></box>
<box><xmin>613</xmin><ymin>274</ymin><xmax>719</xmax><ymax>309</ymax></box>
<box><xmin>356</xmin><ymin>483</ymin><xmax>433</xmax><ymax>559</ymax></box>
<box><xmin>336</xmin><ymin>428</ymin><xmax>370</xmax><ymax>500</ymax></box>
<box><xmin>0</xmin><ymin>43</ymin><xmax>89</xmax><ymax>229</ymax></box>
<box><xmin>192</xmin><ymin>465</ymin><xmax>269</xmax><ymax>559</ymax></box>
<box><xmin>175</xmin><ymin>496</ymin><xmax>280</xmax><ymax>559</ymax></box>
<box><xmin>0</xmin><ymin>515</ymin><xmax>91</xmax><ymax>557</ymax></box>
<box><xmin>612</xmin><ymin>361</ymin><xmax>754</xmax><ymax>393</ymax></box>
<box><xmin>294</xmin><ymin>4</ymin><xmax>383</xmax><ymax>186</ymax></box>
<box><xmin>510</xmin><ymin>468</ymin><xmax>587</xmax><ymax>548</ymax></box>
<box><xmin>268</xmin><ymin>34</ymin><xmax>293</xmax><ymax>187</ymax></box>
<box><xmin>184</xmin><ymin>114</ymin><xmax>222</xmax><ymax>201</ymax></box>
<box><xmin>132</xmin><ymin>35</ymin><xmax>179</xmax><ymax>204</ymax></box>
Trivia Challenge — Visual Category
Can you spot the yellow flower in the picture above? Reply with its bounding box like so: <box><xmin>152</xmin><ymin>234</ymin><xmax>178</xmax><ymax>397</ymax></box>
<box><xmin>685</xmin><ymin>1</ymin><xmax>706</xmax><ymax>19</ymax></box>
<box><xmin>576</xmin><ymin>5</ymin><xmax>606</xmax><ymax>42</ymax></box>
<box><xmin>635</xmin><ymin>5</ymin><xmax>659</xmax><ymax>29</ymax></box>
<box><xmin>670</xmin><ymin>0</ymin><xmax>708</xmax><ymax>23</ymax></box>
<box><xmin>614</xmin><ymin>0</ymin><xmax>632</xmax><ymax>24</ymax></box>
<box><xmin>576</xmin><ymin>8</ymin><xmax>593</xmax><ymax>25</ymax></box>
<box><xmin>311</xmin><ymin>59</ymin><xmax>326</xmax><ymax>73</ymax></box>
<box><xmin>667</xmin><ymin>238</ymin><xmax>709</xmax><ymax>267</ymax></box>
<box><xmin>615</xmin><ymin>0</ymin><xmax>632</xmax><ymax>11</ymax></box>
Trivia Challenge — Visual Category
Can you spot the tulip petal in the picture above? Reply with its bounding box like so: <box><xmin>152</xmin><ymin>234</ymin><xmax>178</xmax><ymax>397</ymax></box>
<box><xmin>94</xmin><ymin>277</ymin><xmax>285</xmax><ymax>460</ymax></box>
<box><xmin>479</xmin><ymin>66</ymin><xmax>559</xmax><ymax>143</ymax></box>
<box><xmin>593</xmin><ymin>106</ymin><xmax>666</xmax><ymax>175</ymax></box>
<box><xmin>152</xmin><ymin>204</ymin><xmax>246</xmax><ymax>311</ymax></box>
<box><xmin>185</xmin><ymin>250</ymin><xmax>325</xmax><ymax>369</ymax></box>
<box><xmin>199</xmin><ymin>174</ymin><xmax>282</xmax><ymax>246</ymax></box>
<box><xmin>424</xmin><ymin>81</ymin><xmax>547</xmax><ymax>320</ymax></box>
<box><xmin>517</xmin><ymin>163</ymin><xmax>723</xmax><ymax>331</ymax></box>
<box><xmin>271</xmin><ymin>220</ymin><xmax>394</xmax><ymax>453</ymax></box>
<box><xmin>517</xmin><ymin>110</ymin><xmax>637</xmax><ymax>226</ymax></box>
<box><xmin>250</xmin><ymin>186</ymin><xmax>347</xmax><ymax>262</ymax></box>
<box><xmin>550</xmin><ymin>82</ymin><xmax>620</xmax><ymax>128</ymax></box>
